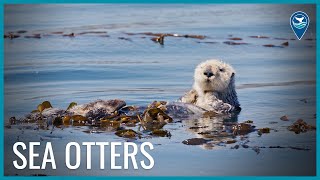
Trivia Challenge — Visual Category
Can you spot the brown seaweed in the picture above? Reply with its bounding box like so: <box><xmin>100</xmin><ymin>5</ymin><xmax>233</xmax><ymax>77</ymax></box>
<box><xmin>274</xmin><ymin>37</ymin><xmax>289</xmax><ymax>40</ymax></box>
<box><xmin>258</xmin><ymin>127</ymin><xmax>270</xmax><ymax>134</ymax></box>
<box><xmin>151</xmin><ymin>129</ymin><xmax>171</xmax><ymax>137</ymax></box>
<box><xmin>196</xmin><ymin>41</ymin><xmax>218</xmax><ymax>44</ymax></box>
<box><xmin>51</xmin><ymin>31</ymin><xmax>64</xmax><ymax>34</ymax></box>
<box><xmin>232</xmin><ymin>123</ymin><xmax>255</xmax><ymax>135</ymax></box>
<box><xmin>138</xmin><ymin>101</ymin><xmax>172</xmax><ymax>131</ymax></box>
<box><xmin>9</xmin><ymin>117</ymin><xmax>17</xmax><ymax>125</ymax></box>
<box><xmin>78</xmin><ymin>31</ymin><xmax>107</xmax><ymax>35</ymax></box>
<box><xmin>151</xmin><ymin>35</ymin><xmax>164</xmax><ymax>45</ymax></box>
<box><xmin>189</xmin><ymin>126</ymin><xmax>209</xmax><ymax>130</ymax></box>
<box><xmin>16</xmin><ymin>30</ymin><xmax>27</xmax><ymax>34</ymax></box>
<box><xmin>63</xmin><ymin>33</ymin><xmax>75</xmax><ymax>37</ymax></box>
<box><xmin>263</xmin><ymin>44</ymin><xmax>284</xmax><ymax>48</ymax></box>
<box><xmin>225</xmin><ymin>139</ymin><xmax>237</xmax><ymax>144</ymax></box>
<box><xmin>53</xmin><ymin>117</ymin><xmax>63</xmax><ymax>127</ymax></box>
<box><xmin>288</xmin><ymin>119</ymin><xmax>316</xmax><ymax>134</ymax></box>
<box><xmin>115</xmin><ymin>129</ymin><xmax>140</xmax><ymax>138</ymax></box>
<box><xmin>35</xmin><ymin>101</ymin><xmax>53</xmax><ymax>113</ymax></box>
<box><xmin>125</xmin><ymin>32</ymin><xmax>206</xmax><ymax>39</ymax></box>
<box><xmin>24</xmin><ymin>34</ymin><xmax>41</xmax><ymax>39</ymax></box>
<box><xmin>182</xmin><ymin>138</ymin><xmax>209</xmax><ymax>145</ymax></box>
<box><xmin>67</xmin><ymin>102</ymin><xmax>77</xmax><ymax>110</ymax></box>
<box><xmin>280</xmin><ymin>115</ymin><xmax>289</xmax><ymax>121</ymax></box>
<box><xmin>244</xmin><ymin>120</ymin><xmax>253</xmax><ymax>123</ymax></box>
<box><xmin>223</xmin><ymin>41</ymin><xmax>248</xmax><ymax>45</ymax></box>
<box><xmin>118</xmin><ymin>37</ymin><xmax>132</xmax><ymax>41</ymax></box>
<box><xmin>71</xmin><ymin>115</ymin><xmax>87</xmax><ymax>122</ymax></box>
<box><xmin>4</xmin><ymin>33</ymin><xmax>20</xmax><ymax>39</ymax></box>
<box><xmin>228</xmin><ymin>37</ymin><xmax>242</xmax><ymax>40</ymax></box>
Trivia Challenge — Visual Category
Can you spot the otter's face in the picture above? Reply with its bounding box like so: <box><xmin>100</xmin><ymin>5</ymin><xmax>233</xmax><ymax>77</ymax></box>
<box><xmin>194</xmin><ymin>60</ymin><xmax>235</xmax><ymax>92</ymax></box>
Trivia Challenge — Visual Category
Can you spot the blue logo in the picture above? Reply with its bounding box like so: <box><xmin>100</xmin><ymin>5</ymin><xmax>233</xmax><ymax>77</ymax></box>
<box><xmin>290</xmin><ymin>11</ymin><xmax>309</xmax><ymax>40</ymax></box>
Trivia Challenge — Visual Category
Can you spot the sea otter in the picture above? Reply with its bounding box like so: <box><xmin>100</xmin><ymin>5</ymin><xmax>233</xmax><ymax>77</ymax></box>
<box><xmin>20</xmin><ymin>60</ymin><xmax>240</xmax><ymax>124</ymax></box>
<box><xmin>180</xmin><ymin>59</ymin><xmax>240</xmax><ymax>113</ymax></box>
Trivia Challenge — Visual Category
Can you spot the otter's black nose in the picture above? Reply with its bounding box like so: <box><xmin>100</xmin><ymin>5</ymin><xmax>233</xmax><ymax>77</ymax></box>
<box><xmin>204</xmin><ymin>71</ymin><xmax>214</xmax><ymax>78</ymax></box>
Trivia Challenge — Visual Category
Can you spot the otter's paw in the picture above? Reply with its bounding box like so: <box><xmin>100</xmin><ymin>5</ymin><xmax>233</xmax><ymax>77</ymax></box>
<box><xmin>209</xmin><ymin>100</ymin><xmax>233</xmax><ymax>113</ymax></box>
<box><xmin>220</xmin><ymin>103</ymin><xmax>234</xmax><ymax>113</ymax></box>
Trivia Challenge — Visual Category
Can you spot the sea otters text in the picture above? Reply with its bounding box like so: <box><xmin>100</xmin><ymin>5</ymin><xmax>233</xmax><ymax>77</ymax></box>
<box><xmin>13</xmin><ymin>142</ymin><xmax>154</xmax><ymax>170</ymax></box>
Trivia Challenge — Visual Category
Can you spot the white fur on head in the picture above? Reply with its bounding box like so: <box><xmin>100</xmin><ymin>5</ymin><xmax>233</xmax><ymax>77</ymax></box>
<box><xmin>193</xmin><ymin>59</ymin><xmax>235</xmax><ymax>94</ymax></box>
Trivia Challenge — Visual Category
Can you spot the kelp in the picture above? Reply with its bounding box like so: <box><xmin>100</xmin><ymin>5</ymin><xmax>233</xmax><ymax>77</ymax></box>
<box><xmin>13</xmin><ymin>100</ymin><xmax>174</xmax><ymax>139</ymax></box>
<box><xmin>288</xmin><ymin>119</ymin><xmax>316</xmax><ymax>134</ymax></box>
<box><xmin>258</xmin><ymin>127</ymin><xmax>270</xmax><ymax>134</ymax></box>
<box><xmin>25</xmin><ymin>34</ymin><xmax>41</xmax><ymax>39</ymax></box>
<box><xmin>118</xmin><ymin>37</ymin><xmax>132</xmax><ymax>41</ymax></box>
<box><xmin>10</xmin><ymin>99</ymin><xmax>315</xmax><ymax>146</ymax></box>
<box><xmin>225</xmin><ymin>139</ymin><xmax>237</xmax><ymax>144</ymax></box>
<box><xmin>71</xmin><ymin>115</ymin><xmax>87</xmax><ymax>122</ymax></box>
<box><xmin>67</xmin><ymin>102</ymin><xmax>77</xmax><ymax>110</ymax></box>
<box><xmin>63</xmin><ymin>33</ymin><xmax>75</xmax><ymax>37</ymax></box>
<box><xmin>151</xmin><ymin>129</ymin><xmax>171</xmax><ymax>137</ymax></box>
<box><xmin>223</xmin><ymin>41</ymin><xmax>248</xmax><ymax>45</ymax></box>
<box><xmin>280</xmin><ymin>115</ymin><xmax>289</xmax><ymax>121</ymax></box>
<box><xmin>244</xmin><ymin>120</ymin><xmax>253</xmax><ymax>123</ymax></box>
<box><xmin>42</xmin><ymin>101</ymin><xmax>53</xmax><ymax>109</ymax></box>
<box><xmin>136</xmin><ymin>32</ymin><xmax>206</xmax><ymax>39</ymax></box>
<box><xmin>53</xmin><ymin>117</ymin><xmax>63</xmax><ymax>127</ymax></box>
<box><xmin>100</xmin><ymin>120</ymin><xmax>121</xmax><ymax>129</ymax></box>
<box><xmin>151</xmin><ymin>35</ymin><xmax>164</xmax><ymax>45</ymax></box>
<box><xmin>182</xmin><ymin>138</ymin><xmax>209</xmax><ymax>145</ymax></box>
<box><xmin>16</xmin><ymin>30</ymin><xmax>27</xmax><ymax>34</ymax></box>
<box><xmin>232</xmin><ymin>123</ymin><xmax>255</xmax><ymax>135</ymax></box>
<box><xmin>228</xmin><ymin>37</ymin><xmax>242</xmax><ymax>40</ymax></box>
<box><xmin>78</xmin><ymin>31</ymin><xmax>107</xmax><ymax>35</ymax></box>
<box><xmin>115</xmin><ymin>129</ymin><xmax>140</xmax><ymax>138</ymax></box>
<box><xmin>62</xmin><ymin>116</ymin><xmax>71</xmax><ymax>125</ymax></box>
<box><xmin>263</xmin><ymin>44</ymin><xmax>283</xmax><ymax>48</ymax></box>
<box><xmin>4</xmin><ymin>33</ymin><xmax>20</xmax><ymax>39</ymax></box>
<box><xmin>138</xmin><ymin>101</ymin><xmax>172</xmax><ymax>131</ymax></box>
<box><xmin>32</xmin><ymin>101</ymin><xmax>53</xmax><ymax>113</ymax></box>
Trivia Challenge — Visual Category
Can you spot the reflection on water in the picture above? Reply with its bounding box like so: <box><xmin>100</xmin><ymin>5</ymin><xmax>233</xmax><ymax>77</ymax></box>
<box><xmin>185</xmin><ymin>112</ymin><xmax>241</xmax><ymax>150</ymax></box>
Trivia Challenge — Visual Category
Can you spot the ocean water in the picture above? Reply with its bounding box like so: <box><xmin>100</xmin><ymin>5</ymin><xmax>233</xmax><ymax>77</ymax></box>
<box><xmin>4</xmin><ymin>4</ymin><xmax>316</xmax><ymax>176</ymax></box>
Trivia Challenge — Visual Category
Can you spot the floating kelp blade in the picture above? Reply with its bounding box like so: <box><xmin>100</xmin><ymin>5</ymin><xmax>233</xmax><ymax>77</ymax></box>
<box><xmin>288</xmin><ymin>119</ymin><xmax>316</xmax><ymax>134</ymax></box>
<box><xmin>53</xmin><ymin>117</ymin><xmax>63</xmax><ymax>127</ymax></box>
<box><xmin>37</xmin><ymin>104</ymin><xmax>45</xmax><ymax>113</ymax></box>
<box><xmin>63</xmin><ymin>116</ymin><xmax>71</xmax><ymax>125</ymax></box>
<box><xmin>182</xmin><ymin>138</ymin><xmax>209</xmax><ymax>145</ymax></box>
<box><xmin>71</xmin><ymin>115</ymin><xmax>87</xmax><ymax>121</ymax></box>
<box><xmin>151</xmin><ymin>129</ymin><xmax>171</xmax><ymax>137</ymax></box>
<box><xmin>67</xmin><ymin>102</ymin><xmax>77</xmax><ymax>110</ymax></box>
<box><xmin>115</xmin><ymin>129</ymin><xmax>140</xmax><ymax>138</ymax></box>
<box><xmin>37</xmin><ymin>101</ymin><xmax>53</xmax><ymax>113</ymax></box>
<box><xmin>232</xmin><ymin>123</ymin><xmax>255</xmax><ymax>135</ymax></box>
<box><xmin>42</xmin><ymin>101</ymin><xmax>53</xmax><ymax>109</ymax></box>
<box><xmin>100</xmin><ymin>120</ymin><xmax>120</xmax><ymax>128</ymax></box>
<box><xmin>140</xmin><ymin>108</ymin><xmax>172</xmax><ymax>131</ymax></box>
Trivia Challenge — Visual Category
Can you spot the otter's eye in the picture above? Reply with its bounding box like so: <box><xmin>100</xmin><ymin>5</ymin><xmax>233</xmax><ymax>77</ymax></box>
<box><xmin>219</xmin><ymin>68</ymin><xmax>225</xmax><ymax>72</ymax></box>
